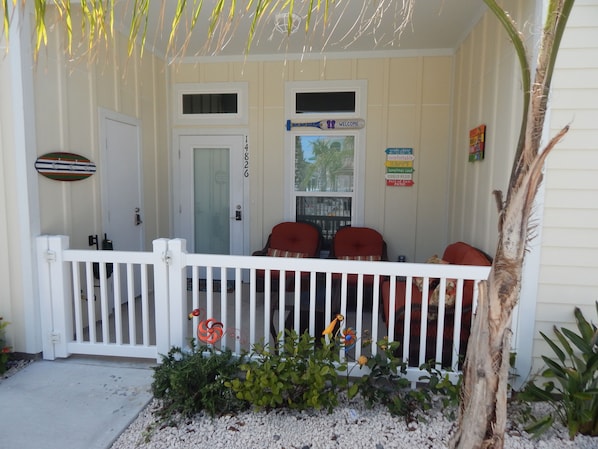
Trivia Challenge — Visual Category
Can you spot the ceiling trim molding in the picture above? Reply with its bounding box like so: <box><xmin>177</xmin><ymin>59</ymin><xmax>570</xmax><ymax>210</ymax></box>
<box><xmin>173</xmin><ymin>47</ymin><xmax>456</xmax><ymax>65</ymax></box>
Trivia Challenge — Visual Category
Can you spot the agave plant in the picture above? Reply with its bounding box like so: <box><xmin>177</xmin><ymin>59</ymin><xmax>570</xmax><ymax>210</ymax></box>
<box><xmin>521</xmin><ymin>303</ymin><xmax>598</xmax><ymax>439</ymax></box>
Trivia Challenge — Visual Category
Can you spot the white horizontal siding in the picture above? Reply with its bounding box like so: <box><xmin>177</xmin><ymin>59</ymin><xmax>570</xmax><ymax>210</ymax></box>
<box><xmin>534</xmin><ymin>0</ymin><xmax>598</xmax><ymax>374</ymax></box>
<box><xmin>542</xmin><ymin>208</ymin><xmax>598</xmax><ymax>226</ymax></box>
<box><xmin>550</xmin><ymin>109</ymin><xmax>598</xmax><ymax>129</ymax></box>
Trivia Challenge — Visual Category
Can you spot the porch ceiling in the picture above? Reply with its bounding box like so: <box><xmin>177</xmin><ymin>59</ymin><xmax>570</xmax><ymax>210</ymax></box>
<box><xmin>125</xmin><ymin>0</ymin><xmax>487</xmax><ymax>58</ymax></box>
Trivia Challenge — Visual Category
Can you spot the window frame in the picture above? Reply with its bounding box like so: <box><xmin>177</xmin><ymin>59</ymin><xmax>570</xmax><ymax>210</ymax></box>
<box><xmin>173</xmin><ymin>82</ymin><xmax>248</xmax><ymax>125</ymax></box>
<box><xmin>284</xmin><ymin>80</ymin><xmax>367</xmax><ymax>231</ymax></box>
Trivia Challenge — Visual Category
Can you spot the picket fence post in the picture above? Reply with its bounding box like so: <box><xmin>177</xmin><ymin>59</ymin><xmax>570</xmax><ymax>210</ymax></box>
<box><xmin>37</xmin><ymin>235</ymin><xmax>72</xmax><ymax>360</ymax></box>
<box><xmin>152</xmin><ymin>239</ymin><xmax>171</xmax><ymax>360</ymax></box>
<box><xmin>166</xmin><ymin>239</ymin><xmax>188</xmax><ymax>350</ymax></box>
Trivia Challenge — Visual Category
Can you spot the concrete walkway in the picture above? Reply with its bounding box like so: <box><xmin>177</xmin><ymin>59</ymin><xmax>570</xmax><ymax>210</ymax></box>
<box><xmin>0</xmin><ymin>356</ymin><xmax>154</xmax><ymax>449</ymax></box>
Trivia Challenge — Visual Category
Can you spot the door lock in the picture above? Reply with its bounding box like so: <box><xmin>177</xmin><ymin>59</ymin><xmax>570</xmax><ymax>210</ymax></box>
<box><xmin>135</xmin><ymin>207</ymin><xmax>143</xmax><ymax>226</ymax></box>
<box><xmin>235</xmin><ymin>205</ymin><xmax>242</xmax><ymax>221</ymax></box>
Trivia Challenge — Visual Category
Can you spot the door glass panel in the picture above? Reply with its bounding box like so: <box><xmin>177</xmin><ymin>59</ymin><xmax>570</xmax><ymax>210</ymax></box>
<box><xmin>193</xmin><ymin>148</ymin><xmax>230</xmax><ymax>254</ymax></box>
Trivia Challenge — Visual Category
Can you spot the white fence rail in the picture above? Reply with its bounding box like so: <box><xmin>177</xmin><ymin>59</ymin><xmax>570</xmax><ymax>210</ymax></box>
<box><xmin>37</xmin><ymin>235</ymin><xmax>492</xmax><ymax>382</ymax></box>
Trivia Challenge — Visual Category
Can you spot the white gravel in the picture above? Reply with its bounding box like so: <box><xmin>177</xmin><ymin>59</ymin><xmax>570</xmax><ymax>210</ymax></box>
<box><xmin>111</xmin><ymin>397</ymin><xmax>598</xmax><ymax>449</ymax></box>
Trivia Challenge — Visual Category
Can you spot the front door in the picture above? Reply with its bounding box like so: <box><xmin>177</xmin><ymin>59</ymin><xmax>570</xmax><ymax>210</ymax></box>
<box><xmin>100</xmin><ymin>109</ymin><xmax>144</xmax><ymax>300</ymax></box>
<box><xmin>176</xmin><ymin>135</ymin><xmax>246</xmax><ymax>264</ymax></box>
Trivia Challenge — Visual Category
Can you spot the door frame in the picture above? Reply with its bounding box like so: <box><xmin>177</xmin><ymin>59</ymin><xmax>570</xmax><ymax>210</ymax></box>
<box><xmin>172</xmin><ymin>128</ymin><xmax>250</xmax><ymax>256</ymax></box>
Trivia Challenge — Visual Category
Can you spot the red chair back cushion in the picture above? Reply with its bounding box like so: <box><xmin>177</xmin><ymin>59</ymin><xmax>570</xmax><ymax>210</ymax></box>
<box><xmin>268</xmin><ymin>222</ymin><xmax>320</xmax><ymax>257</ymax></box>
<box><xmin>332</xmin><ymin>227</ymin><xmax>384</xmax><ymax>258</ymax></box>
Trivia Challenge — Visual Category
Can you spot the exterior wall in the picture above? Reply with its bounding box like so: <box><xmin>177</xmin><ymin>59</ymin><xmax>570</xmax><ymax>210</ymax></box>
<box><xmin>1</xmin><ymin>6</ymin><xmax>169</xmax><ymax>354</ymax></box>
<box><xmin>449</xmin><ymin>0</ymin><xmax>533</xmax><ymax>255</ymax></box>
<box><xmin>0</xmin><ymin>7</ymin><xmax>42</xmax><ymax>354</ymax></box>
<box><xmin>534</xmin><ymin>0</ymin><xmax>598</xmax><ymax>371</ymax></box>
<box><xmin>33</xmin><ymin>8</ymin><xmax>169</xmax><ymax>251</ymax></box>
<box><xmin>451</xmin><ymin>0</ymin><xmax>598</xmax><ymax>377</ymax></box>
<box><xmin>170</xmin><ymin>55</ymin><xmax>454</xmax><ymax>262</ymax></box>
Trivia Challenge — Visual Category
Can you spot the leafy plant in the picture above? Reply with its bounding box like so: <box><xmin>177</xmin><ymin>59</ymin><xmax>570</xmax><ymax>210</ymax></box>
<box><xmin>227</xmin><ymin>329</ymin><xmax>347</xmax><ymax>412</ymax></box>
<box><xmin>349</xmin><ymin>337</ymin><xmax>462</xmax><ymax>421</ymax></box>
<box><xmin>520</xmin><ymin>303</ymin><xmax>598</xmax><ymax>439</ymax></box>
<box><xmin>151</xmin><ymin>341</ymin><xmax>247</xmax><ymax>422</ymax></box>
<box><xmin>419</xmin><ymin>363</ymin><xmax>462</xmax><ymax>416</ymax></box>
<box><xmin>349</xmin><ymin>339</ymin><xmax>408</xmax><ymax>404</ymax></box>
<box><xmin>0</xmin><ymin>317</ymin><xmax>11</xmax><ymax>375</ymax></box>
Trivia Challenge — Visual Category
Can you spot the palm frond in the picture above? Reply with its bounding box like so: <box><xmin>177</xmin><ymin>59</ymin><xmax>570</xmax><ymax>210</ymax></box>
<box><xmin>483</xmin><ymin>0</ymin><xmax>530</xmax><ymax>185</ymax></box>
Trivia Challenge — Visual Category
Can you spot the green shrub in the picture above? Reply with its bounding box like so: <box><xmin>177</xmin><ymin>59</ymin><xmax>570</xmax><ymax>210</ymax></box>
<box><xmin>520</xmin><ymin>303</ymin><xmax>598</xmax><ymax>439</ymax></box>
<box><xmin>349</xmin><ymin>339</ymin><xmax>408</xmax><ymax>405</ymax></box>
<box><xmin>349</xmin><ymin>337</ymin><xmax>461</xmax><ymax>421</ymax></box>
<box><xmin>226</xmin><ymin>329</ymin><xmax>347</xmax><ymax>412</ymax></box>
<box><xmin>151</xmin><ymin>341</ymin><xmax>247</xmax><ymax>422</ymax></box>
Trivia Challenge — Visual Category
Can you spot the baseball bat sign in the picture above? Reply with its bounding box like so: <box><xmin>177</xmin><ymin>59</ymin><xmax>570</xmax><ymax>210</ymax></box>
<box><xmin>286</xmin><ymin>118</ymin><xmax>365</xmax><ymax>131</ymax></box>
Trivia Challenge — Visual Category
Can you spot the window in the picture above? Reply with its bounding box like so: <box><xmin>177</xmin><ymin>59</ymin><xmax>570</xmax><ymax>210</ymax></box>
<box><xmin>173</xmin><ymin>83</ymin><xmax>248</xmax><ymax>125</ymax></box>
<box><xmin>182</xmin><ymin>93</ymin><xmax>238</xmax><ymax>114</ymax></box>
<box><xmin>296</xmin><ymin>91</ymin><xmax>356</xmax><ymax>114</ymax></box>
<box><xmin>285</xmin><ymin>81</ymin><xmax>367</xmax><ymax>251</ymax></box>
<box><xmin>294</xmin><ymin>135</ymin><xmax>354</xmax><ymax>246</ymax></box>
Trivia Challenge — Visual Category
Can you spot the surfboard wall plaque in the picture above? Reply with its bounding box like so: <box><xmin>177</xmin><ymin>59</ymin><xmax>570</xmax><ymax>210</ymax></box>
<box><xmin>35</xmin><ymin>152</ymin><xmax>96</xmax><ymax>181</ymax></box>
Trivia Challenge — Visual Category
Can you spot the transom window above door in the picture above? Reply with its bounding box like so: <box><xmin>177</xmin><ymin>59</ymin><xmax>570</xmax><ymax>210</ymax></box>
<box><xmin>285</xmin><ymin>81</ymin><xmax>367</xmax><ymax>252</ymax></box>
<box><xmin>173</xmin><ymin>83</ymin><xmax>248</xmax><ymax>125</ymax></box>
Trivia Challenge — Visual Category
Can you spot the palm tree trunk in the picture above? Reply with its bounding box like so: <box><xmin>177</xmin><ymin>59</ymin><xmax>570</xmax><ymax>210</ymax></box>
<box><xmin>451</xmin><ymin>122</ymin><xmax>568</xmax><ymax>448</ymax></box>
<box><xmin>450</xmin><ymin>2</ymin><xmax>574</xmax><ymax>446</ymax></box>
<box><xmin>449</xmin><ymin>267</ymin><xmax>516</xmax><ymax>448</ymax></box>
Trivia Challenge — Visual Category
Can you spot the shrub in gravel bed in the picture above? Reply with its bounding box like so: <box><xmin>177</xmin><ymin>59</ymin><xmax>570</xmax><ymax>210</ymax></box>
<box><xmin>151</xmin><ymin>342</ymin><xmax>248</xmax><ymax>422</ymax></box>
<box><xmin>150</xmin><ymin>325</ymin><xmax>465</xmax><ymax>434</ymax></box>
<box><xmin>226</xmin><ymin>329</ymin><xmax>346</xmax><ymax>412</ymax></box>
<box><xmin>349</xmin><ymin>337</ymin><xmax>461</xmax><ymax>422</ymax></box>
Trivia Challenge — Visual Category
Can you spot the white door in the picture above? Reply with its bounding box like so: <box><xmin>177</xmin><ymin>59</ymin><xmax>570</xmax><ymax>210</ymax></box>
<box><xmin>100</xmin><ymin>110</ymin><xmax>144</xmax><ymax>298</ymax></box>
<box><xmin>176</xmin><ymin>135</ymin><xmax>245</xmax><ymax>264</ymax></box>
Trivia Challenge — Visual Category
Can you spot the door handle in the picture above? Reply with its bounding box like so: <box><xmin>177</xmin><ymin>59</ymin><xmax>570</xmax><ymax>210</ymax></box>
<box><xmin>233</xmin><ymin>205</ymin><xmax>242</xmax><ymax>221</ymax></box>
<box><xmin>135</xmin><ymin>207</ymin><xmax>143</xmax><ymax>226</ymax></box>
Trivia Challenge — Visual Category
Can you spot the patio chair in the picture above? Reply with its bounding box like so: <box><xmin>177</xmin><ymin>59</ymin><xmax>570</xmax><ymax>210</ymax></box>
<box><xmin>252</xmin><ymin>221</ymin><xmax>322</xmax><ymax>340</ymax></box>
<box><xmin>329</xmin><ymin>226</ymin><xmax>388</xmax><ymax>312</ymax></box>
<box><xmin>381</xmin><ymin>241</ymin><xmax>492</xmax><ymax>367</ymax></box>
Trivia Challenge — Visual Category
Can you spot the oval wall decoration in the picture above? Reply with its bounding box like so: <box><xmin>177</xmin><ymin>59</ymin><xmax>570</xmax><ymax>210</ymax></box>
<box><xmin>35</xmin><ymin>152</ymin><xmax>96</xmax><ymax>181</ymax></box>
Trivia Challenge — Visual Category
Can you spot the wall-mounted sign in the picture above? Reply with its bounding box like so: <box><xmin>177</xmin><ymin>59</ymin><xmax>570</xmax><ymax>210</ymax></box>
<box><xmin>385</xmin><ymin>148</ymin><xmax>414</xmax><ymax>186</ymax></box>
<box><xmin>469</xmin><ymin>125</ymin><xmax>486</xmax><ymax>162</ymax></box>
<box><xmin>286</xmin><ymin>118</ymin><xmax>365</xmax><ymax>131</ymax></box>
<box><xmin>35</xmin><ymin>152</ymin><xmax>96</xmax><ymax>181</ymax></box>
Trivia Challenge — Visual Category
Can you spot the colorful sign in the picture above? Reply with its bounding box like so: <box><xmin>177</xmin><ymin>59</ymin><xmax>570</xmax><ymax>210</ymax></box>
<box><xmin>386</xmin><ymin>179</ymin><xmax>414</xmax><ymax>187</ymax></box>
<box><xmin>286</xmin><ymin>118</ymin><xmax>365</xmax><ymax>131</ymax></box>
<box><xmin>469</xmin><ymin>125</ymin><xmax>486</xmax><ymax>162</ymax></box>
<box><xmin>385</xmin><ymin>148</ymin><xmax>414</xmax><ymax>187</ymax></box>
<box><xmin>386</xmin><ymin>166</ymin><xmax>414</xmax><ymax>173</ymax></box>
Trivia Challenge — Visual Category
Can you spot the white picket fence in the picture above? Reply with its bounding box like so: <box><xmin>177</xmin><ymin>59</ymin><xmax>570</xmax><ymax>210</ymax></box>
<box><xmin>36</xmin><ymin>235</ymin><xmax>492</xmax><ymax>382</ymax></box>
